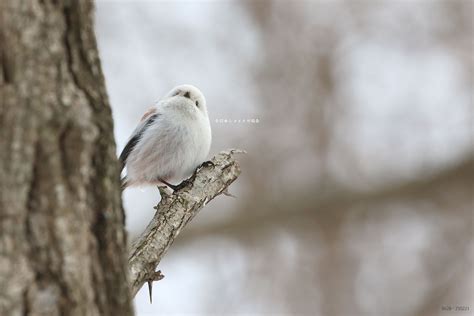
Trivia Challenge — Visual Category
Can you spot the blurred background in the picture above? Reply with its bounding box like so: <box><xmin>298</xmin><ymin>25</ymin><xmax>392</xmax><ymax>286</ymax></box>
<box><xmin>95</xmin><ymin>0</ymin><xmax>473</xmax><ymax>315</ymax></box>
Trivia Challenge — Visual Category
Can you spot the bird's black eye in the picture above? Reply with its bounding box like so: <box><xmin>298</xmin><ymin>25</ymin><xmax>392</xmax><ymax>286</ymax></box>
<box><xmin>195</xmin><ymin>101</ymin><xmax>199</xmax><ymax>107</ymax></box>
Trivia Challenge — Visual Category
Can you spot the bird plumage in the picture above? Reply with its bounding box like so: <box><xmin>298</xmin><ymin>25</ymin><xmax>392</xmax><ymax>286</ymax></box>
<box><xmin>119</xmin><ymin>113</ymin><xmax>160</xmax><ymax>172</ymax></box>
<box><xmin>120</xmin><ymin>85</ymin><xmax>211</xmax><ymax>188</ymax></box>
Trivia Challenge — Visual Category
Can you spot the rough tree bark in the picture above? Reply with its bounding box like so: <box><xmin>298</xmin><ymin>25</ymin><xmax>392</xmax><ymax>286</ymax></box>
<box><xmin>0</xmin><ymin>1</ymin><xmax>133</xmax><ymax>315</ymax></box>
<box><xmin>128</xmin><ymin>150</ymin><xmax>242</xmax><ymax>297</ymax></box>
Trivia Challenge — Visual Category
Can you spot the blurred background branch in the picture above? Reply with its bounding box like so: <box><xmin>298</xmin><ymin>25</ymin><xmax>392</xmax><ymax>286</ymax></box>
<box><xmin>95</xmin><ymin>0</ymin><xmax>473</xmax><ymax>315</ymax></box>
<box><xmin>179</xmin><ymin>156</ymin><xmax>473</xmax><ymax>240</ymax></box>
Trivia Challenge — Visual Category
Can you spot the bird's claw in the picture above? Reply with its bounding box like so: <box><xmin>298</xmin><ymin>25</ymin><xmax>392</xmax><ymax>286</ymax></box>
<box><xmin>199</xmin><ymin>160</ymin><xmax>215</xmax><ymax>169</ymax></box>
<box><xmin>158</xmin><ymin>161</ymin><xmax>213</xmax><ymax>193</ymax></box>
<box><xmin>173</xmin><ymin>178</ymin><xmax>193</xmax><ymax>191</ymax></box>
<box><xmin>158</xmin><ymin>179</ymin><xmax>183</xmax><ymax>192</ymax></box>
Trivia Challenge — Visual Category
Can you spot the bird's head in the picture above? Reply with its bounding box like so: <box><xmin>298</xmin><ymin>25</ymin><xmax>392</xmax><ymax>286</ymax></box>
<box><xmin>165</xmin><ymin>84</ymin><xmax>208</xmax><ymax>117</ymax></box>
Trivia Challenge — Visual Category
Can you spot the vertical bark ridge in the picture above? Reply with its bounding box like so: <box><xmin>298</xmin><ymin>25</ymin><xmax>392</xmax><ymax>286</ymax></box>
<box><xmin>0</xmin><ymin>1</ymin><xmax>133</xmax><ymax>315</ymax></box>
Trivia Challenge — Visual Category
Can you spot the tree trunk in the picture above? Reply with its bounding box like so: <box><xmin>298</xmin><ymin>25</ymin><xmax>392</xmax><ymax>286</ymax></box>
<box><xmin>0</xmin><ymin>1</ymin><xmax>133</xmax><ymax>315</ymax></box>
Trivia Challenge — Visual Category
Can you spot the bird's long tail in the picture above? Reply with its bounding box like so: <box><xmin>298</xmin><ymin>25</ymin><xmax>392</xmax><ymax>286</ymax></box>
<box><xmin>121</xmin><ymin>176</ymin><xmax>129</xmax><ymax>190</ymax></box>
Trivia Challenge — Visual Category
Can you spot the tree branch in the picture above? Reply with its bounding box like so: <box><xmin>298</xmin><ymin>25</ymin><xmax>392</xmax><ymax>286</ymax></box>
<box><xmin>128</xmin><ymin>149</ymin><xmax>243</xmax><ymax>297</ymax></box>
<box><xmin>176</xmin><ymin>156</ymin><xmax>473</xmax><ymax>241</ymax></box>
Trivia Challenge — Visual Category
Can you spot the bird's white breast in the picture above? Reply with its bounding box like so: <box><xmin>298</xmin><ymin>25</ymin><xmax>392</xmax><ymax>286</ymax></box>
<box><xmin>126</xmin><ymin>103</ymin><xmax>211</xmax><ymax>185</ymax></box>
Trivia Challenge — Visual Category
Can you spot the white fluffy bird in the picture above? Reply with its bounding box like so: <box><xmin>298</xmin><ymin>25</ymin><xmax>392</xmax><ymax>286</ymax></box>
<box><xmin>120</xmin><ymin>84</ymin><xmax>212</xmax><ymax>190</ymax></box>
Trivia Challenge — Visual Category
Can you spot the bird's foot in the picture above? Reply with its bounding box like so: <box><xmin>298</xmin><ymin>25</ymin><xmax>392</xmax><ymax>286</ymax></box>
<box><xmin>157</xmin><ymin>161</ymin><xmax>213</xmax><ymax>192</ymax></box>
<box><xmin>158</xmin><ymin>178</ymin><xmax>190</xmax><ymax>192</ymax></box>
<box><xmin>199</xmin><ymin>160</ymin><xmax>215</xmax><ymax>169</ymax></box>
<box><xmin>159</xmin><ymin>179</ymin><xmax>180</xmax><ymax>191</ymax></box>
<box><xmin>173</xmin><ymin>178</ymin><xmax>193</xmax><ymax>191</ymax></box>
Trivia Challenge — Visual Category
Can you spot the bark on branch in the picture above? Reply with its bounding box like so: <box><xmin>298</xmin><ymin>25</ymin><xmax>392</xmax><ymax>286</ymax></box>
<box><xmin>128</xmin><ymin>149</ymin><xmax>243</xmax><ymax>297</ymax></box>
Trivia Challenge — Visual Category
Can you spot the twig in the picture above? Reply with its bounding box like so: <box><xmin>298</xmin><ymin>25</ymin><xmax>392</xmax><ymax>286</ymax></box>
<box><xmin>146</xmin><ymin>271</ymin><xmax>164</xmax><ymax>303</ymax></box>
<box><xmin>128</xmin><ymin>149</ymin><xmax>243</xmax><ymax>298</ymax></box>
